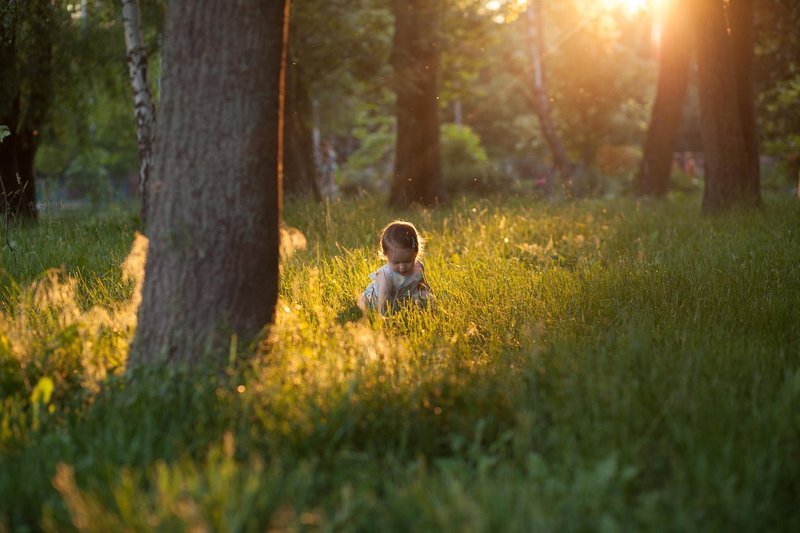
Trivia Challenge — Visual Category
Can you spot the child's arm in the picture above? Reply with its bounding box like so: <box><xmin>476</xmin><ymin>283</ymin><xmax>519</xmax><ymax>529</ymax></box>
<box><xmin>374</xmin><ymin>270</ymin><xmax>392</xmax><ymax>314</ymax></box>
<box><xmin>416</xmin><ymin>261</ymin><xmax>433</xmax><ymax>311</ymax></box>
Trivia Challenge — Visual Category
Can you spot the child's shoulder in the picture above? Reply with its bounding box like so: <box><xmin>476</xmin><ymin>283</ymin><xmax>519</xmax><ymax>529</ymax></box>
<box><xmin>369</xmin><ymin>263</ymin><xmax>392</xmax><ymax>279</ymax></box>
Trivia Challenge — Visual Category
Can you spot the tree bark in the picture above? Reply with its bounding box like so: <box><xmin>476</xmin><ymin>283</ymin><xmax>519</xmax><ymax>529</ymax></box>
<box><xmin>728</xmin><ymin>0</ymin><xmax>761</xmax><ymax>201</ymax></box>
<box><xmin>129</xmin><ymin>0</ymin><xmax>287</xmax><ymax>368</ymax></box>
<box><xmin>13</xmin><ymin>130</ymin><xmax>39</xmax><ymax>219</ymax></box>
<box><xmin>0</xmin><ymin>0</ymin><xmax>52</xmax><ymax>222</ymax></box>
<box><xmin>636</xmin><ymin>0</ymin><xmax>692</xmax><ymax>197</ymax></box>
<box><xmin>693</xmin><ymin>0</ymin><xmax>761</xmax><ymax>211</ymax></box>
<box><xmin>389</xmin><ymin>0</ymin><xmax>445</xmax><ymax>208</ymax></box>
<box><xmin>121</xmin><ymin>0</ymin><xmax>157</xmax><ymax>227</ymax></box>
<box><xmin>0</xmin><ymin>4</ymin><xmax>18</xmax><ymax>219</ymax></box>
<box><xmin>525</xmin><ymin>0</ymin><xmax>573</xmax><ymax>187</ymax></box>
<box><xmin>0</xmin><ymin>100</ymin><xmax>23</xmax><ymax>220</ymax></box>
<box><xmin>283</xmin><ymin>56</ymin><xmax>320</xmax><ymax>199</ymax></box>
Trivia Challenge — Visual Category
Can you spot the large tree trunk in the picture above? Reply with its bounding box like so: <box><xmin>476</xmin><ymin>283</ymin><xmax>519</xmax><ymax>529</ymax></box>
<box><xmin>0</xmin><ymin>0</ymin><xmax>52</xmax><ymax>222</ymax></box>
<box><xmin>525</xmin><ymin>0</ymin><xmax>573</xmax><ymax>187</ymax></box>
<box><xmin>0</xmin><ymin>100</ymin><xmax>22</xmax><ymax>220</ymax></box>
<box><xmin>0</xmin><ymin>4</ymin><xmax>19</xmax><ymax>220</ymax></box>
<box><xmin>283</xmin><ymin>56</ymin><xmax>320</xmax><ymax>199</ymax></box>
<box><xmin>389</xmin><ymin>0</ymin><xmax>445</xmax><ymax>208</ymax></box>
<box><xmin>728</xmin><ymin>0</ymin><xmax>761</xmax><ymax>200</ymax></box>
<box><xmin>129</xmin><ymin>0</ymin><xmax>287</xmax><ymax>368</ymax></box>
<box><xmin>693</xmin><ymin>0</ymin><xmax>761</xmax><ymax>211</ymax></box>
<box><xmin>636</xmin><ymin>0</ymin><xmax>692</xmax><ymax>197</ymax></box>
<box><xmin>121</xmin><ymin>0</ymin><xmax>157</xmax><ymax>227</ymax></box>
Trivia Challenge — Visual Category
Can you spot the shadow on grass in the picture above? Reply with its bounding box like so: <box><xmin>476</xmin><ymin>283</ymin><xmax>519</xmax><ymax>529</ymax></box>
<box><xmin>336</xmin><ymin>303</ymin><xmax>364</xmax><ymax>325</ymax></box>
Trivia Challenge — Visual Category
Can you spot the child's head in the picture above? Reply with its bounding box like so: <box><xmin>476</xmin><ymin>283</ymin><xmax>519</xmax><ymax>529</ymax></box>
<box><xmin>380</xmin><ymin>220</ymin><xmax>423</xmax><ymax>275</ymax></box>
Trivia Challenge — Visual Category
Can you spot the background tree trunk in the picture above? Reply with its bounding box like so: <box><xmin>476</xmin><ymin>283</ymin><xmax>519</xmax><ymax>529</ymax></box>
<box><xmin>283</xmin><ymin>56</ymin><xmax>321</xmax><ymax>199</ymax></box>
<box><xmin>0</xmin><ymin>99</ymin><xmax>22</xmax><ymax>220</ymax></box>
<box><xmin>0</xmin><ymin>0</ymin><xmax>54</xmax><ymax>222</ymax></box>
<box><xmin>389</xmin><ymin>0</ymin><xmax>445</xmax><ymax>208</ymax></box>
<box><xmin>525</xmin><ymin>0</ymin><xmax>573</xmax><ymax>188</ymax></box>
<box><xmin>694</xmin><ymin>0</ymin><xmax>760</xmax><ymax>211</ymax></box>
<box><xmin>121</xmin><ymin>0</ymin><xmax>157</xmax><ymax>227</ymax></box>
<box><xmin>636</xmin><ymin>0</ymin><xmax>692</xmax><ymax>197</ymax></box>
<box><xmin>0</xmin><ymin>3</ymin><xmax>20</xmax><ymax>220</ymax></box>
<box><xmin>13</xmin><ymin>129</ymin><xmax>39</xmax><ymax>219</ymax></box>
<box><xmin>129</xmin><ymin>0</ymin><xmax>286</xmax><ymax>368</ymax></box>
<box><xmin>729</xmin><ymin>0</ymin><xmax>761</xmax><ymax>201</ymax></box>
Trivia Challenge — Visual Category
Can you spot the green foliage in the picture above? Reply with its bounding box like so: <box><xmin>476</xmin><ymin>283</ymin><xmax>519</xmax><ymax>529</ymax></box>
<box><xmin>338</xmin><ymin>106</ymin><xmax>395</xmax><ymax>194</ymax></box>
<box><xmin>433</xmin><ymin>0</ymin><xmax>655</xmax><ymax>166</ymax></box>
<box><xmin>0</xmin><ymin>125</ymin><xmax>8</xmax><ymax>142</ymax></box>
<box><xmin>1</xmin><ymin>193</ymin><xmax>799</xmax><ymax>530</ymax></box>
<box><xmin>291</xmin><ymin>0</ymin><xmax>393</xmax><ymax>140</ymax></box>
<box><xmin>543</xmin><ymin>3</ymin><xmax>654</xmax><ymax>164</ymax></box>
<box><xmin>442</xmin><ymin>123</ymin><xmax>489</xmax><ymax>166</ymax></box>
<box><xmin>29</xmin><ymin>1</ymin><xmax>163</xmax><ymax>202</ymax></box>
<box><xmin>760</xmin><ymin>75</ymin><xmax>800</xmax><ymax>184</ymax></box>
<box><xmin>441</xmin><ymin>123</ymin><xmax>511</xmax><ymax>194</ymax></box>
<box><xmin>340</xmin><ymin>118</ymin><xmax>510</xmax><ymax>196</ymax></box>
<box><xmin>291</xmin><ymin>0</ymin><xmax>655</xmax><ymax>180</ymax></box>
<box><xmin>754</xmin><ymin>0</ymin><xmax>800</xmax><ymax>192</ymax></box>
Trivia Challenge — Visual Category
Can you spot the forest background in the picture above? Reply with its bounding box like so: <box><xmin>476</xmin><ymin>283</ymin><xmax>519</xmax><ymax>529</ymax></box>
<box><xmin>2</xmin><ymin>0</ymin><xmax>799</xmax><ymax>211</ymax></box>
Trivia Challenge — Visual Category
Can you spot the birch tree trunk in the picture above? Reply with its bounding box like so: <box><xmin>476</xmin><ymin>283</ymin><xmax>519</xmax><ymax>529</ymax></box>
<box><xmin>129</xmin><ymin>0</ymin><xmax>287</xmax><ymax>368</ymax></box>
<box><xmin>121</xmin><ymin>0</ymin><xmax>156</xmax><ymax>226</ymax></box>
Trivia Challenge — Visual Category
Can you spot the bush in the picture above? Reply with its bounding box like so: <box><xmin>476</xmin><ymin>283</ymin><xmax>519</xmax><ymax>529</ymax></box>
<box><xmin>340</xmin><ymin>120</ymin><xmax>516</xmax><ymax>197</ymax></box>
<box><xmin>441</xmin><ymin>123</ymin><xmax>514</xmax><ymax>194</ymax></box>
<box><xmin>339</xmin><ymin>112</ymin><xmax>394</xmax><ymax>196</ymax></box>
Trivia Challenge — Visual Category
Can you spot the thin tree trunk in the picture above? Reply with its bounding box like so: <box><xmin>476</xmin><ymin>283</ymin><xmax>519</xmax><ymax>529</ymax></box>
<box><xmin>525</xmin><ymin>0</ymin><xmax>573</xmax><ymax>187</ymax></box>
<box><xmin>636</xmin><ymin>0</ymin><xmax>692</xmax><ymax>197</ymax></box>
<box><xmin>389</xmin><ymin>0</ymin><xmax>445</xmax><ymax>208</ymax></box>
<box><xmin>129</xmin><ymin>0</ymin><xmax>287</xmax><ymax>368</ymax></box>
<box><xmin>121</xmin><ymin>0</ymin><xmax>156</xmax><ymax>227</ymax></box>
<box><xmin>283</xmin><ymin>56</ymin><xmax>321</xmax><ymax>199</ymax></box>
<box><xmin>14</xmin><ymin>130</ymin><xmax>38</xmax><ymax>219</ymax></box>
<box><xmin>694</xmin><ymin>0</ymin><xmax>760</xmax><ymax>211</ymax></box>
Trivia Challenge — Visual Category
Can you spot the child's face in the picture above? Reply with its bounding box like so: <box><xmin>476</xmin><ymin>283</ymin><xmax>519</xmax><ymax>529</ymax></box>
<box><xmin>385</xmin><ymin>246</ymin><xmax>417</xmax><ymax>276</ymax></box>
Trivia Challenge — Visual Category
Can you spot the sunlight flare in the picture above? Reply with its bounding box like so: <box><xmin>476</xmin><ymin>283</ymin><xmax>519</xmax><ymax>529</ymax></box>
<box><xmin>600</xmin><ymin>0</ymin><xmax>651</xmax><ymax>16</ymax></box>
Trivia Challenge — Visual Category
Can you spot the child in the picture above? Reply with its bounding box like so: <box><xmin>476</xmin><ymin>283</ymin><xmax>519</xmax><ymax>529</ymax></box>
<box><xmin>358</xmin><ymin>220</ymin><xmax>432</xmax><ymax>315</ymax></box>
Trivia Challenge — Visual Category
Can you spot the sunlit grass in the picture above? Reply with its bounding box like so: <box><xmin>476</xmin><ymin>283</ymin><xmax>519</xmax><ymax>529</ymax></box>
<box><xmin>1</xmin><ymin>193</ymin><xmax>798</xmax><ymax>530</ymax></box>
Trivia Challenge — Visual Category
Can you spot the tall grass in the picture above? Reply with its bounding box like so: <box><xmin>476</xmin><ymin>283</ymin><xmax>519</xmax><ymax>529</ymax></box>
<box><xmin>1</xmin><ymin>193</ymin><xmax>798</xmax><ymax>531</ymax></box>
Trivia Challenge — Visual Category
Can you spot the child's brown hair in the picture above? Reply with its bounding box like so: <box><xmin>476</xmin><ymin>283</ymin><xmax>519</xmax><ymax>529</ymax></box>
<box><xmin>380</xmin><ymin>220</ymin><xmax>424</xmax><ymax>257</ymax></box>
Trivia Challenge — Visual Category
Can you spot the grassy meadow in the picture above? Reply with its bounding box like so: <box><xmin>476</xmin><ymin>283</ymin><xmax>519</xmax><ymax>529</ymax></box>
<box><xmin>1</xmin><ymin>192</ymin><xmax>799</xmax><ymax>531</ymax></box>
